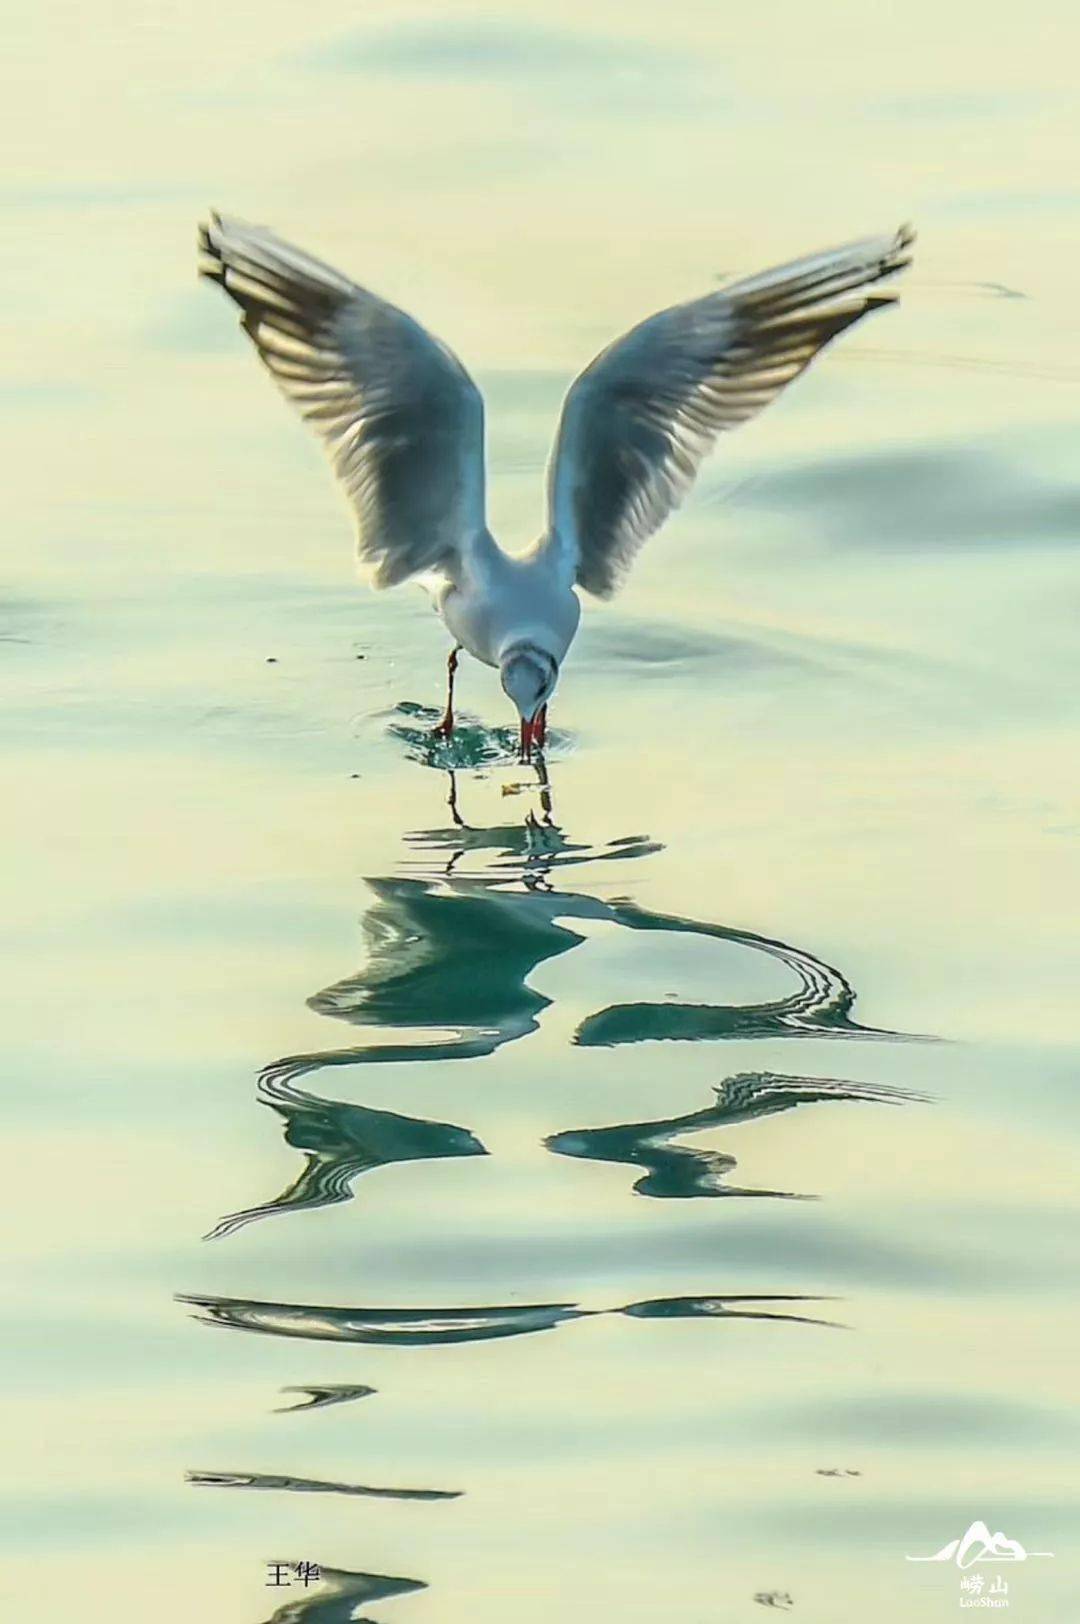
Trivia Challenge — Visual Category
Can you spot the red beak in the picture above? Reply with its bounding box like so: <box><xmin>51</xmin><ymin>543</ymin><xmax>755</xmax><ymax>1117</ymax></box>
<box><xmin>519</xmin><ymin>713</ymin><xmax>540</xmax><ymax>763</ymax></box>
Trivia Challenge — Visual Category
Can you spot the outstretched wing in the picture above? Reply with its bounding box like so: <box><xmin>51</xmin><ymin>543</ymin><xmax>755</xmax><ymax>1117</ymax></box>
<box><xmin>545</xmin><ymin>225</ymin><xmax>915</xmax><ymax>598</ymax></box>
<box><xmin>199</xmin><ymin>213</ymin><xmax>487</xmax><ymax>588</ymax></box>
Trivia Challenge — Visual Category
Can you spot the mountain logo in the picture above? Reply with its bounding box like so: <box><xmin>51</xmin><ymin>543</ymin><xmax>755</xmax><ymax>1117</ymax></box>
<box><xmin>906</xmin><ymin>1521</ymin><xmax>1054</xmax><ymax>1568</ymax></box>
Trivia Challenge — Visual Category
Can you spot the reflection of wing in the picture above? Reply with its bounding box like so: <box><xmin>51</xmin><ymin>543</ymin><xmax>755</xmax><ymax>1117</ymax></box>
<box><xmin>200</xmin><ymin>214</ymin><xmax>487</xmax><ymax>587</ymax></box>
<box><xmin>176</xmin><ymin>1288</ymin><xmax>837</xmax><ymax>1345</ymax></box>
<box><xmin>546</xmin><ymin>1119</ymin><xmax>801</xmax><ymax>1201</ymax></box>
<box><xmin>263</xmin><ymin>1564</ymin><xmax>426</xmax><ymax>1624</ymax></box>
<box><xmin>631</xmin><ymin>1142</ymin><xmax>743</xmax><ymax>1199</ymax></box>
<box><xmin>544</xmin><ymin>226</ymin><xmax>914</xmax><ymax>597</ymax></box>
<box><xmin>548</xmin><ymin>1072</ymin><xmax>925</xmax><ymax>1200</ymax></box>
<box><xmin>205</xmin><ymin>1075</ymin><xmax>486</xmax><ymax>1240</ymax></box>
<box><xmin>177</xmin><ymin>1293</ymin><xmax>589</xmax><ymax>1347</ymax></box>
<box><xmin>187</xmin><ymin>1468</ymin><xmax>459</xmax><ymax>1501</ymax></box>
<box><xmin>573</xmin><ymin>904</ymin><xmax>910</xmax><ymax>1046</ymax></box>
<box><xmin>259</xmin><ymin>881</ymin><xmax>914</xmax><ymax>1093</ymax></box>
<box><xmin>275</xmin><ymin>1383</ymin><xmax>376</xmax><ymax>1414</ymax></box>
<box><xmin>619</xmin><ymin>1294</ymin><xmax>840</xmax><ymax>1329</ymax></box>
<box><xmin>259</xmin><ymin>877</ymin><xmax>587</xmax><ymax>1087</ymax></box>
<box><xmin>713</xmin><ymin>1071</ymin><xmax>928</xmax><ymax>1121</ymax></box>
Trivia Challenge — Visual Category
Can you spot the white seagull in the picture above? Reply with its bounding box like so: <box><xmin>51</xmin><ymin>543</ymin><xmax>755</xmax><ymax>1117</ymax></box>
<box><xmin>199</xmin><ymin>215</ymin><xmax>914</xmax><ymax>759</ymax></box>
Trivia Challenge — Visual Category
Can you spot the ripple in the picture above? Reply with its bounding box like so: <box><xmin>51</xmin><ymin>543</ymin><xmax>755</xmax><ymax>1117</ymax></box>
<box><xmin>387</xmin><ymin>700</ymin><xmax>573</xmax><ymax>769</ymax></box>
<box><xmin>738</xmin><ymin>439</ymin><xmax>1080</xmax><ymax>549</ymax></box>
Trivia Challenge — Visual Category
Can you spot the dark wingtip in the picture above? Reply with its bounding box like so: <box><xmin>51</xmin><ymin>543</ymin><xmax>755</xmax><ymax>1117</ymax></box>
<box><xmin>197</xmin><ymin>213</ymin><xmax>225</xmax><ymax>284</ymax></box>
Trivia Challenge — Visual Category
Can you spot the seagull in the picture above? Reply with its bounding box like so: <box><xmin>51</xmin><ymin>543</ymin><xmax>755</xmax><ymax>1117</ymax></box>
<box><xmin>199</xmin><ymin>215</ymin><xmax>914</xmax><ymax>759</ymax></box>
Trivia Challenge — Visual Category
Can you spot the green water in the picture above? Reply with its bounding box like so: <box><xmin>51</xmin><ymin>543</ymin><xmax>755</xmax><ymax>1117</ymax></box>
<box><xmin>5</xmin><ymin>3</ymin><xmax>1080</xmax><ymax>1619</ymax></box>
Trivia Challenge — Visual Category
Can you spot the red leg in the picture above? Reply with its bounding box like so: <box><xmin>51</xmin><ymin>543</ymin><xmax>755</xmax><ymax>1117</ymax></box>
<box><xmin>534</xmin><ymin>704</ymin><xmax>548</xmax><ymax>749</ymax></box>
<box><xmin>432</xmin><ymin>646</ymin><xmax>460</xmax><ymax>740</ymax></box>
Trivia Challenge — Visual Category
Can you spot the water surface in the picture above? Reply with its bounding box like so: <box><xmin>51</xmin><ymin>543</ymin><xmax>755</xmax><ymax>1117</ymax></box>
<box><xmin>5</xmin><ymin>3</ymin><xmax>1080</xmax><ymax>1620</ymax></box>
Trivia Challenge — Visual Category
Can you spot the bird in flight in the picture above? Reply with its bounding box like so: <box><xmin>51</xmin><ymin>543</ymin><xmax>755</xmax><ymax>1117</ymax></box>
<box><xmin>200</xmin><ymin>215</ymin><xmax>914</xmax><ymax>759</ymax></box>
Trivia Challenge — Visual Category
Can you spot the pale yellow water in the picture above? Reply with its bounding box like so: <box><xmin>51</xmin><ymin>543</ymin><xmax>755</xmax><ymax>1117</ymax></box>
<box><xmin>4</xmin><ymin>2</ymin><xmax>1080</xmax><ymax>1620</ymax></box>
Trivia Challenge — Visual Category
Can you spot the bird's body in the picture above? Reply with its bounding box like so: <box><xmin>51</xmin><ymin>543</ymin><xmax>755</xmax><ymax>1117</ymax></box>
<box><xmin>199</xmin><ymin>215</ymin><xmax>914</xmax><ymax>755</ymax></box>
<box><xmin>435</xmin><ymin>530</ymin><xmax>580</xmax><ymax>674</ymax></box>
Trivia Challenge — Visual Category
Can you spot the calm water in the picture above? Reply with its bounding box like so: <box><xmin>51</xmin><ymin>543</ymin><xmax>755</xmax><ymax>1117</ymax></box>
<box><xmin>6</xmin><ymin>4</ymin><xmax>1080</xmax><ymax>1620</ymax></box>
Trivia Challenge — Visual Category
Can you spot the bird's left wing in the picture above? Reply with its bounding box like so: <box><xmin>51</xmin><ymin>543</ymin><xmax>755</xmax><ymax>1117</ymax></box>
<box><xmin>544</xmin><ymin>225</ymin><xmax>915</xmax><ymax>598</ymax></box>
<box><xmin>199</xmin><ymin>214</ymin><xmax>487</xmax><ymax>588</ymax></box>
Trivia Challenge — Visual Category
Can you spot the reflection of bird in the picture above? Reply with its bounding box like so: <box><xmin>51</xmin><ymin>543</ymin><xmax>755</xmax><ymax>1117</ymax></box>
<box><xmin>200</xmin><ymin>215</ymin><xmax>913</xmax><ymax>758</ymax></box>
<box><xmin>257</xmin><ymin>875</ymin><xmax>905</xmax><ymax>1091</ymax></box>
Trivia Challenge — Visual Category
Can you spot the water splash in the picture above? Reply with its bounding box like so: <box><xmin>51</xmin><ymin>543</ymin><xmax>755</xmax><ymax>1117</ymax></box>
<box><xmin>386</xmin><ymin>700</ymin><xmax>571</xmax><ymax>769</ymax></box>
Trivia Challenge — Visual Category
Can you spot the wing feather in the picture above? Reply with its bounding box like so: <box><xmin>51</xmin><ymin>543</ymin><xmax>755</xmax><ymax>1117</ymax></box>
<box><xmin>199</xmin><ymin>214</ymin><xmax>486</xmax><ymax>588</ymax></box>
<box><xmin>546</xmin><ymin>224</ymin><xmax>915</xmax><ymax>597</ymax></box>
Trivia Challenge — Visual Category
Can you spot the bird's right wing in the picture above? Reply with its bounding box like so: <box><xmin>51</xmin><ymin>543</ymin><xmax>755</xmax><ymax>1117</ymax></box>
<box><xmin>544</xmin><ymin>225</ymin><xmax>915</xmax><ymax>597</ymax></box>
<box><xmin>199</xmin><ymin>214</ymin><xmax>487</xmax><ymax>588</ymax></box>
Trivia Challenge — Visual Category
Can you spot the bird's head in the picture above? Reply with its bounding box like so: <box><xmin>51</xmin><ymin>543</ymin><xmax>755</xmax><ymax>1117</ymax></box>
<box><xmin>499</xmin><ymin>642</ymin><xmax>558</xmax><ymax>760</ymax></box>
